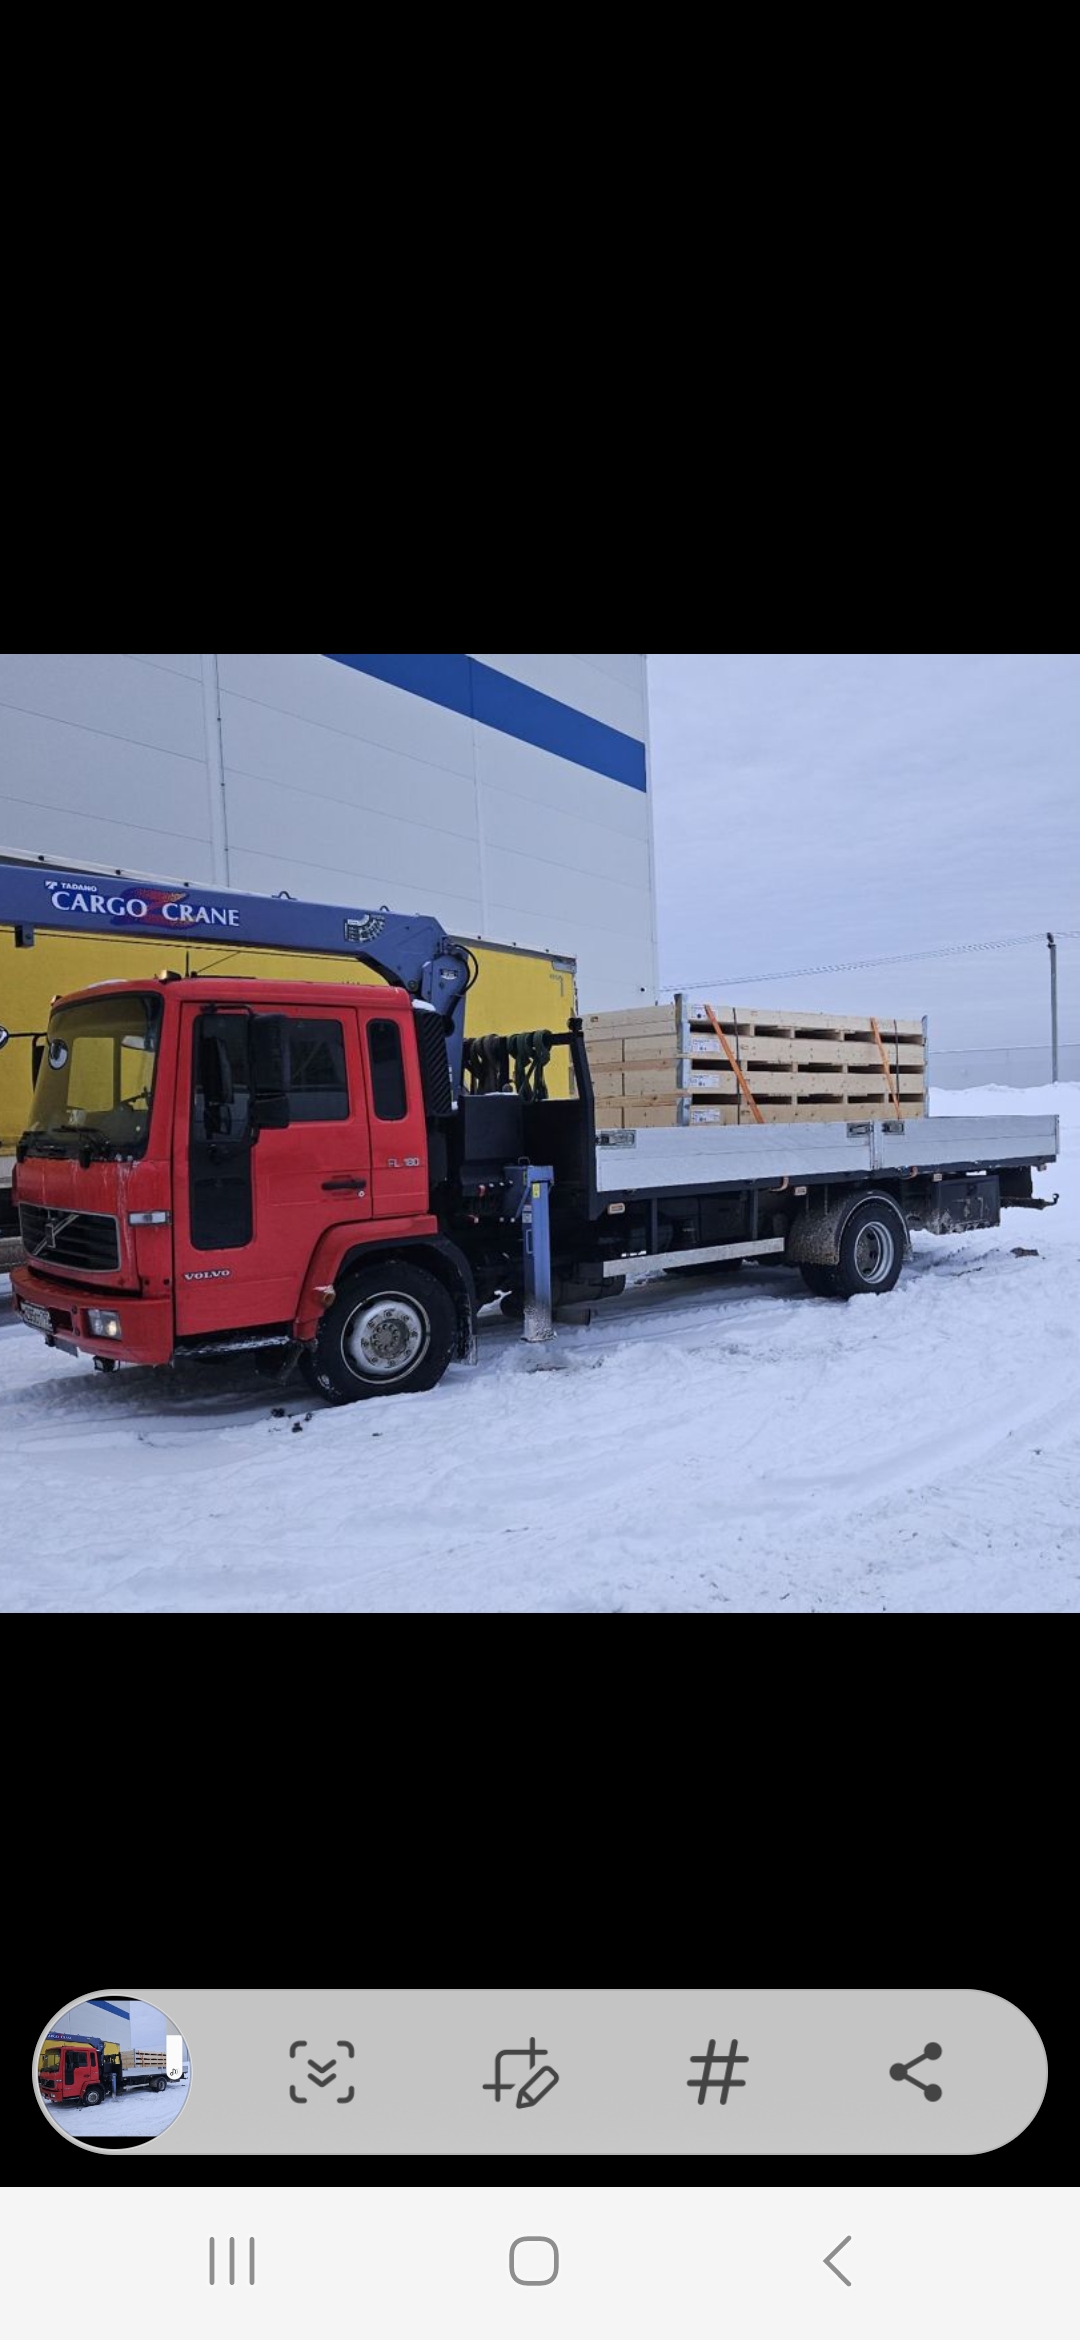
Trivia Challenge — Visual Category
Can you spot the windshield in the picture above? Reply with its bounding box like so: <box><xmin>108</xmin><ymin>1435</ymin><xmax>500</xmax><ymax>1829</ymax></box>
<box><xmin>25</xmin><ymin>993</ymin><xmax>163</xmax><ymax>1156</ymax></box>
<box><xmin>39</xmin><ymin>2050</ymin><xmax>61</xmax><ymax>2071</ymax></box>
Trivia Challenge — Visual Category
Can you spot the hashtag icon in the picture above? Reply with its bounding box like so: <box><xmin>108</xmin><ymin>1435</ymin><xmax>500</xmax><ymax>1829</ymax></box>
<box><xmin>688</xmin><ymin>2038</ymin><xmax>748</xmax><ymax>2105</ymax></box>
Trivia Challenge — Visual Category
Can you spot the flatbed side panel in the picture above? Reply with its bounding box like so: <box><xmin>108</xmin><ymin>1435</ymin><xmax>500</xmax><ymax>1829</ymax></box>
<box><xmin>593</xmin><ymin>1114</ymin><xmax>1059</xmax><ymax>1198</ymax></box>
<box><xmin>871</xmin><ymin>1115</ymin><xmax>1059</xmax><ymax>1170</ymax></box>
<box><xmin>594</xmin><ymin>1121</ymin><xmax>874</xmax><ymax>1194</ymax></box>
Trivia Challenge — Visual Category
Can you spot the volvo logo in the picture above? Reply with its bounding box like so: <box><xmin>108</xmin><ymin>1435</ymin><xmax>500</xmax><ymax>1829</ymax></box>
<box><xmin>184</xmin><ymin>1268</ymin><xmax>232</xmax><ymax>1281</ymax></box>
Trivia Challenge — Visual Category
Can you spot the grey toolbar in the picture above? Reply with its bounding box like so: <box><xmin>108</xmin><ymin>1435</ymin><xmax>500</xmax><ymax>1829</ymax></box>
<box><xmin>32</xmin><ymin>1989</ymin><xmax>1046</xmax><ymax>2155</ymax></box>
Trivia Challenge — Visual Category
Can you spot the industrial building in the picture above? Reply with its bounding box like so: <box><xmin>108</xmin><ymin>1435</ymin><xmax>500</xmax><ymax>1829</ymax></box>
<box><xmin>40</xmin><ymin>1995</ymin><xmax>188</xmax><ymax>2064</ymax></box>
<box><xmin>0</xmin><ymin>654</ymin><xmax>657</xmax><ymax>1010</ymax></box>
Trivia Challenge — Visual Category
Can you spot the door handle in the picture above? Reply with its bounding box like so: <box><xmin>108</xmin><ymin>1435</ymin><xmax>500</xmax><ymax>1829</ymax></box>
<box><xmin>322</xmin><ymin>1177</ymin><xmax>367</xmax><ymax>1193</ymax></box>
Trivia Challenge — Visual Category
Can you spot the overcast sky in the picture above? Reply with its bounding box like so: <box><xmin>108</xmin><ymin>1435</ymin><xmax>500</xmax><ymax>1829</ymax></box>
<box><xmin>647</xmin><ymin>654</ymin><xmax>1077</xmax><ymax>1063</ymax></box>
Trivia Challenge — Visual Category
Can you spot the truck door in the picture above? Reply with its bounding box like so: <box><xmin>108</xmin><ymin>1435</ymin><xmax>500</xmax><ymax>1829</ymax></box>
<box><xmin>174</xmin><ymin>1003</ymin><xmax>373</xmax><ymax>1338</ymax></box>
<box><xmin>361</xmin><ymin>1008</ymin><xmax>429</xmax><ymax>1219</ymax></box>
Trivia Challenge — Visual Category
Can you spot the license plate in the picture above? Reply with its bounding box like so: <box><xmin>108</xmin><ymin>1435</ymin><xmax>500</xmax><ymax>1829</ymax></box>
<box><xmin>19</xmin><ymin>1302</ymin><xmax>52</xmax><ymax>1332</ymax></box>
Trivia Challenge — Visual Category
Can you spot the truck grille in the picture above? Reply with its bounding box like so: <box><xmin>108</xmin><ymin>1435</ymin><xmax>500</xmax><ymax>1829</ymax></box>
<box><xmin>18</xmin><ymin>1205</ymin><xmax>120</xmax><ymax>1272</ymax></box>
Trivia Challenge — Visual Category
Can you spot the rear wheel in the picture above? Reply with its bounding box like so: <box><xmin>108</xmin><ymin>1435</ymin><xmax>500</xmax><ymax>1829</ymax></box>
<box><xmin>800</xmin><ymin>1204</ymin><xmax>905</xmax><ymax>1300</ymax></box>
<box><xmin>301</xmin><ymin>1260</ymin><xmax>457</xmax><ymax>1404</ymax></box>
<box><xmin>835</xmin><ymin>1202</ymin><xmax>904</xmax><ymax>1297</ymax></box>
<box><xmin>799</xmin><ymin>1264</ymin><xmax>840</xmax><ymax>1297</ymax></box>
<box><xmin>149</xmin><ymin>2076</ymin><xmax>166</xmax><ymax>2093</ymax></box>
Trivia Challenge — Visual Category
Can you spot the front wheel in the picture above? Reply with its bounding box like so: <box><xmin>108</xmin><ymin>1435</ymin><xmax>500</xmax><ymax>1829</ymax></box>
<box><xmin>301</xmin><ymin>1260</ymin><xmax>457</xmax><ymax>1404</ymax></box>
<box><xmin>83</xmin><ymin>2086</ymin><xmax>103</xmax><ymax>2106</ymax></box>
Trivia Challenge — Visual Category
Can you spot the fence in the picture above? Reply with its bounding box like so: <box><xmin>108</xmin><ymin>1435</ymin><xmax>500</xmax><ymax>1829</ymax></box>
<box><xmin>929</xmin><ymin>1042</ymin><xmax>1080</xmax><ymax>1091</ymax></box>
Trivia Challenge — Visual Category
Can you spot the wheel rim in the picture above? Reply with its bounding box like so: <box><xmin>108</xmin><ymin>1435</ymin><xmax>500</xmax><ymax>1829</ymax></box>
<box><xmin>343</xmin><ymin>1293</ymin><xmax>431</xmax><ymax>1380</ymax></box>
<box><xmin>853</xmin><ymin>1220</ymin><xmax>896</xmax><ymax>1284</ymax></box>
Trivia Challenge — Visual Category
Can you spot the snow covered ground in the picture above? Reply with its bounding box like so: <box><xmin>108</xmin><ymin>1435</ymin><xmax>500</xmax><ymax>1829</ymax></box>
<box><xmin>40</xmin><ymin>2073</ymin><xmax>190</xmax><ymax>2142</ymax></box>
<box><xmin>2</xmin><ymin>1086</ymin><xmax>1077</xmax><ymax>1613</ymax></box>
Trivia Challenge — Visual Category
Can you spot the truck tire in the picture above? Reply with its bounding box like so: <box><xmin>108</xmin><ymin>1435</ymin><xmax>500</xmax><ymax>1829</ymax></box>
<box><xmin>149</xmin><ymin>2075</ymin><xmax>167</xmax><ymax>2092</ymax></box>
<box><xmin>802</xmin><ymin>1202</ymin><xmax>906</xmax><ymax>1300</ymax></box>
<box><xmin>83</xmin><ymin>2086</ymin><xmax>103</xmax><ymax>2106</ymax></box>
<box><xmin>799</xmin><ymin>1264</ymin><xmax>840</xmax><ymax>1297</ymax></box>
<box><xmin>301</xmin><ymin>1260</ymin><xmax>457</xmax><ymax>1404</ymax></box>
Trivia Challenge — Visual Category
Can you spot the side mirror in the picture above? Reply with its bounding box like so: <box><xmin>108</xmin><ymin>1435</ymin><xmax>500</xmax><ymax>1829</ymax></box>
<box><xmin>251</xmin><ymin>1091</ymin><xmax>290</xmax><ymax>1131</ymax></box>
<box><xmin>250</xmin><ymin>1015</ymin><xmax>291</xmax><ymax>1130</ymax></box>
<box><xmin>199</xmin><ymin>1034</ymin><xmax>234</xmax><ymax>1106</ymax></box>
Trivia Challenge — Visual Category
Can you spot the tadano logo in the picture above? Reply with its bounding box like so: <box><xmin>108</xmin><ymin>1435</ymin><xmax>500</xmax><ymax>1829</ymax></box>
<box><xmin>44</xmin><ymin>878</ymin><xmax>241</xmax><ymax>930</ymax></box>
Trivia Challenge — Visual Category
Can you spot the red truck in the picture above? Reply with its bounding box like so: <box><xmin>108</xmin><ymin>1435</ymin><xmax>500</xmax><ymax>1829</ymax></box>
<box><xmin>7</xmin><ymin>957</ymin><xmax>1060</xmax><ymax>1402</ymax></box>
<box><xmin>38</xmin><ymin>2033</ymin><xmax>170</xmax><ymax>2108</ymax></box>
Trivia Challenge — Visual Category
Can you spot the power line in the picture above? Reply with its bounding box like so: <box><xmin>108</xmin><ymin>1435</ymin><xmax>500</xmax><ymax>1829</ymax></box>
<box><xmin>666</xmin><ymin>927</ymin><xmax>1080</xmax><ymax>992</ymax></box>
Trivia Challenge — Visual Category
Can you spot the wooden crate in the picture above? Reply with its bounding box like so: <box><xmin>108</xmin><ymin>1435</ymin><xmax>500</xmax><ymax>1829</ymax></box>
<box><xmin>582</xmin><ymin>998</ymin><xmax>926</xmax><ymax>1126</ymax></box>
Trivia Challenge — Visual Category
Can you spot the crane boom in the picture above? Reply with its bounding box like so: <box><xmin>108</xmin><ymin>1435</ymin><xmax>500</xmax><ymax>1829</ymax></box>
<box><xmin>0</xmin><ymin>860</ymin><xmax>474</xmax><ymax>1089</ymax></box>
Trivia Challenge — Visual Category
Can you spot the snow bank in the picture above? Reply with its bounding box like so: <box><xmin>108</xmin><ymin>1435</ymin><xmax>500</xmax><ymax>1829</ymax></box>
<box><xmin>40</xmin><ymin>2074</ymin><xmax>190</xmax><ymax>2142</ymax></box>
<box><xmin>2</xmin><ymin>1087</ymin><xmax>1077</xmax><ymax>1613</ymax></box>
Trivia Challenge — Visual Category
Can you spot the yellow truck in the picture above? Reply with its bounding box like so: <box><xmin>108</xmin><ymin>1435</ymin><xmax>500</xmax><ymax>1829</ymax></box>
<box><xmin>0</xmin><ymin>861</ymin><xmax>576</xmax><ymax>1244</ymax></box>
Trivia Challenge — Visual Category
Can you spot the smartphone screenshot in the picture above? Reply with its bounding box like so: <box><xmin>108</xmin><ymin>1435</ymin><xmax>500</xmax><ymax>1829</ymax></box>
<box><xmin>12</xmin><ymin>1988</ymin><xmax>1058</xmax><ymax>2335</ymax></box>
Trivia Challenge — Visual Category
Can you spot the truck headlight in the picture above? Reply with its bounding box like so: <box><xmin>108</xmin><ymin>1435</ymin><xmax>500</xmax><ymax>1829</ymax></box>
<box><xmin>87</xmin><ymin>1309</ymin><xmax>123</xmax><ymax>1339</ymax></box>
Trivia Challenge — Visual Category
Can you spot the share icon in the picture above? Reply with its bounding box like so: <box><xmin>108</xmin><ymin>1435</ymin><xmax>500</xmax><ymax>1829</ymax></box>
<box><xmin>890</xmin><ymin>2042</ymin><xmax>943</xmax><ymax>2101</ymax></box>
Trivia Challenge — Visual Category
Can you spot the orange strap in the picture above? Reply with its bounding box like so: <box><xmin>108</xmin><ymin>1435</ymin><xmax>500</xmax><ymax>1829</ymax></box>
<box><xmin>871</xmin><ymin>1018</ymin><xmax>902</xmax><ymax>1116</ymax></box>
<box><xmin>704</xmin><ymin>1004</ymin><xmax>764</xmax><ymax>1123</ymax></box>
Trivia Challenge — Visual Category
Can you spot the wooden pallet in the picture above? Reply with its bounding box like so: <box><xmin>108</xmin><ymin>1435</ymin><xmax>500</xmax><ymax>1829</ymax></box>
<box><xmin>583</xmin><ymin>998</ymin><xmax>926</xmax><ymax>1127</ymax></box>
<box><xmin>583</xmin><ymin>1003</ymin><xmax>925</xmax><ymax>1041</ymax></box>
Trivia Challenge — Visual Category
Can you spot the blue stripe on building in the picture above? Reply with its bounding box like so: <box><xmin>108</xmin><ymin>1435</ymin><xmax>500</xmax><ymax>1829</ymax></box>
<box><xmin>324</xmin><ymin>654</ymin><xmax>647</xmax><ymax>792</ymax></box>
<box><xmin>89</xmin><ymin>1999</ymin><xmax>132</xmax><ymax>2023</ymax></box>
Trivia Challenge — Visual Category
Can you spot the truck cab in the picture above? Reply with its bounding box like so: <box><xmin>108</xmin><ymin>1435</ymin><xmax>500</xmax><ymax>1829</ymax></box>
<box><xmin>38</xmin><ymin>2038</ymin><xmax>119</xmax><ymax>2106</ymax></box>
<box><xmin>11</xmin><ymin>974</ymin><xmax>468</xmax><ymax>1397</ymax></box>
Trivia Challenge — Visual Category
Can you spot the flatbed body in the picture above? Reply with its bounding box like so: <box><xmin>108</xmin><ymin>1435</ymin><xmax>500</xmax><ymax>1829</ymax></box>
<box><xmin>593</xmin><ymin>1112</ymin><xmax>1059</xmax><ymax>1199</ymax></box>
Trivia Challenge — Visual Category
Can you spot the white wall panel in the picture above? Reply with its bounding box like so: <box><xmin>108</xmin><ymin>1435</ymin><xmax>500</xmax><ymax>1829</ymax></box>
<box><xmin>219</xmin><ymin>655</ymin><xmax>475</xmax><ymax>779</ymax></box>
<box><xmin>0</xmin><ymin>704</ymin><xmax>214</xmax><ymax>854</ymax></box>
<box><xmin>227</xmin><ymin>843</ymin><xmax>482</xmax><ymax>936</ymax></box>
<box><xmin>487</xmin><ymin>842</ymin><xmax>652</xmax><ymax>938</ymax></box>
<box><xmin>0</xmin><ymin>787</ymin><xmax>216</xmax><ymax>882</ymax></box>
<box><xmin>473</xmin><ymin>726</ymin><xmax>650</xmax><ymax>839</ymax></box>
<box><xmin>0</xmin><ymin>653</ymin><xmax>205</xmax><ymax>758</ymax></box>
<box><xmin>128</xmin><ymin>655</ymin><xmax>203</xmax><ymax>679</ymax></box>
<box><xmin>480</xmin><ymin>775</ymin><xmax>652</xmax><ymax>891</ymax></box>
<box><xmin>577</xmin><ymin>654</ymin><xmax>647</xmax><ymax>692</ymax></box>
<box><xmin>220</xmin><ymin>689</ymin><xmax>479</xmax><ymax>841</ymax></box>
<box><xmin>477</xmin><ymin>903</ymin><xmax>656</xmax><ymax>1006</ymax></box>
<box><xmin>469</xmin><ymin>652</ymin><xmax>646</xmax><ymax>738</ymax></box>
<box><xmin>224</xmin><ymin>768</ymin><xmax>483</xmax><ymax>902</ymax></box>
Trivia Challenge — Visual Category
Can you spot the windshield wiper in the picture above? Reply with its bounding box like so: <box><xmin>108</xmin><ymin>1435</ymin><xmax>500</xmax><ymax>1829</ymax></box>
<box><xmin>20</xmin><ymin>1126</ymin><xmax>121</xmax><ymax>1164</ymax></box>
<box><xmin>75</xmin><ymin>1129</ymin><xmax>118</xmax><ymax>1165</ymax></box>
<box><xmin>18</xmin><ymin>1134</ymin><xmax>69</xmax><ymax>1160</ymax></box>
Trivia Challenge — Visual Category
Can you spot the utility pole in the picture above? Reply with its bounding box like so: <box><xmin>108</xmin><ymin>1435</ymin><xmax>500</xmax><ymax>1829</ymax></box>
<box><xmin>1047</xmin><ymin>932</ymin><xmax>1059</xmax><ymax>1084</ymax></box>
